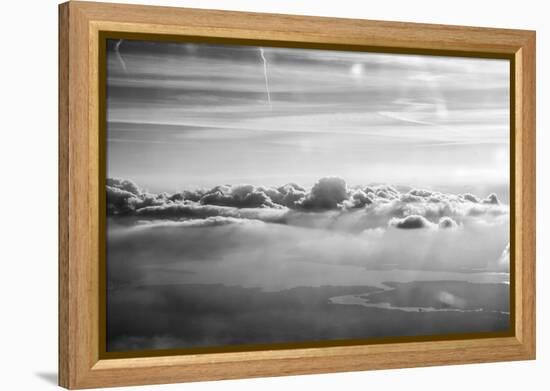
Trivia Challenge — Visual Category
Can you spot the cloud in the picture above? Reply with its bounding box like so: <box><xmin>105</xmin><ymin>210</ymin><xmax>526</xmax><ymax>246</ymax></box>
<box><xmin>106</xmin><ymin>177</ymin><xmax>509</xmax><ymax>231</ymax></box>
<box><xmin>439</xmin><ymin>216</ymin><xmax>459</xmax><ymax>229</ymax></box>
<box><xmin>436</xmin><ymin>291</ymin><xmax>466</xmax><ymax>308</ymax></box>
<box><xmin>107</xmin><ymin>207</ymin><xmax>510</xmax><ymax>294</ymax></box>
<box><xmin>136</xmin><ymin>203</ymin><xmax>238</xmax><ymax>219</ymax></box>
<box><xmin>135</xmin><ymin>216</ymin><xmax>257</xmax><ymax>229</ymax></box>
<box><xmin>342</xmin><ymin>189</ymin><xmax>373</xmax><ymax>209</ymax></box>
<box><xmin>135</xmin><ymin>202</ymin><xmax>288</xmax><ymax>224</ymax></box>
<box><xmin>270</xmin><ymin>183</ymin><xmax>307</xmax><ymax>208</ymax></box>
<box><xmin>399</xmin><ymin>193</ymin><xmax>425</xmax><ymax>203</ymax></box>
<box><xmin>462</xmin><ymin>193</ymin><xmax>480</xmax><ymax>203</ymax></box>
<box><xmin>482</xmin><ymin>193</ymin><xmax>500</xmax><ymax>205</ymax></box>
<box><xmin>390</xmin><ymin>215</ymin><xmax>434</xmax><ymax>229</ymax></box>
<box><xmin>198</xmin><ymin>184</ymin><xmax>282</xmax><ymax>209</ymax></box>
<box><xmin>298</xmin><ymin>177</ymin><xmax>348</xmax><ymax>210</ymax></box>
<box><xmin>408</xmin><ymin>189</ymin><xmax>433</xmax><ymax>198</ymax></box>
<box><xmin>107</xmin><ymin>188</ymin><xmax>169</xmax><ymax>216</ymax></box>
<box><xmin>107</xmin><ymin>177</ymin><xmax>141</xmax><ymax>195</ymax></box>
<box><xmin>372</xmin><ymin>185</ymin><xmax>400</xmax><ymax>200</ymax></box>
<box><xmin>169</xmin><ymin>183</ymin><xmax>307</xmax><ymax>210</ymax></box>
<box><xmin>105</xmin><ymin>178</ymin><xmax>510</xmax><ymax>292</ymax></box>
<box><xmin>106</xmin><ymin>186</ymin><xmax>141</xmax><ymax>215</ymax></box>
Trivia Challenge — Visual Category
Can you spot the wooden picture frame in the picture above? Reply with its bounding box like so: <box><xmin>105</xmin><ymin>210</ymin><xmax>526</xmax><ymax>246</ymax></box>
<box><xmin>59</xmin><ymin>1</ymin><xmax>536</xmax><ymax>389</ymax></box>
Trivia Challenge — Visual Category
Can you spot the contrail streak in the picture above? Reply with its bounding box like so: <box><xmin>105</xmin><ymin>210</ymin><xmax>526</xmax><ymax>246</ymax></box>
<box><xmin>115</xmin><ymin>39</ymin><xmax>128</xmax><ymax>73</ymax></box>
<box><xmin>259</xmin><ymin>48</ymin><xmax>272</xmax><ymax>109</ymax></box>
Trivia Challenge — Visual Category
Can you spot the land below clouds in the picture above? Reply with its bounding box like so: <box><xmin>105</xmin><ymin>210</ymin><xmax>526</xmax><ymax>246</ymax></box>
<box><xmin>107</xmin><ymin>281</ymin><xmax>509</xmax><ymax>351</ymax></box>
<box><xmin>106</xmin><ymin>176</ymin><xmax>510</xmax><ymax>351</ymax></box>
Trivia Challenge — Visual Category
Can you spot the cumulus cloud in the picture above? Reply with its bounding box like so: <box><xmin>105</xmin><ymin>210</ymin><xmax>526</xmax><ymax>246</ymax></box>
<box><xmin>298</xmin><ymin>177</ymin><xmax>348</xmax><ymax>210</ymax></box>
<box><xmin>482</xmin><ymin>193</ymin><xmax>500</xmax><ymax>205</ymax></box>
<box><xmin>373</xmin><ymin>185</ymin><xmax>400</xmax><ymax>200</ymax></box>
<box><xmin>439</xmin><ymin>216</ymin><xmax>459</xmax><ymax>229</ymax></box>
<box><xmin>390</xmin><ymin>214</ymin><xmax>434</xmax><ymax>229</ymax></box>
<box><xmin>408</xmin><ymin>189</ymin><xmax>433</xmax><ymax>198</ymax></box>
<box><xmin>399</xmin><ymin>193</ymin><xmax>425</xmax><ymax>203</ymax></box>
<box><xmin>342</xmin><ymin>189</ymin><xmax>373</xmax><ymax>209</ymax></box>
<box><xmin>105</xmin><ymin>180</ymin><xmax>510</xmax><ymax>295</ymax></box>
<box><xmin>107</xmin><ymin>177</ymin><xmax>141</xmax><ymax>195</ymax></box>
<box><xmin>462</xmin><ymin>193</ymin><xmax>480</xmax><ymax>203</ymax></box>
<box><xmin>106</xmin><ymin>176</ymin><xmax>509</xmax><ymax>232</ymax></box>
<box><xmin>198</xmin><ymin>184</ymin><xmax>282</xmax><ymax>209</ymax></box>
<box><xmin>106</xmin><ymin>186</ymin><xmax>141</xmax><ymax>216</ymax></box>
<box><xmin>273</xmin><ymin>183</ymin><xmax>307</xmax><ymax>208</ymax></box>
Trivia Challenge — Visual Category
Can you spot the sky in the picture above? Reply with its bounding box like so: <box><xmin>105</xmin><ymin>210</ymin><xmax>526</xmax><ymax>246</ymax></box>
<box><xmin>106</xmin><ymin>39</ymin><xmax>510</xmax><ymax>199</ymax></box>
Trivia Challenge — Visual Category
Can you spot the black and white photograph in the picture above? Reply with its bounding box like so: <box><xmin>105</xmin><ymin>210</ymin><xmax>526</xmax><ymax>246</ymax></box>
<box><xmin>105</xmin><ymin>39</ymin><xmax>511</xmax><ymax>353</ymax></box>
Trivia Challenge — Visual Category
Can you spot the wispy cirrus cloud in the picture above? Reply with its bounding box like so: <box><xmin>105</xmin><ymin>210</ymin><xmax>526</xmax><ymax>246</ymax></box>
<box><xmin>106</xmin><ymin>40</ymin><xmax>509</xmax><ymax>200</ymax></box>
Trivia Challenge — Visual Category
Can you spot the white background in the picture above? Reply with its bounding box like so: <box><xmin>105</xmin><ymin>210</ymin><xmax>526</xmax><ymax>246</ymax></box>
<box><xmin>0</xmin><ymin>0</ymin><xmax>546</xmax><ymax>389</ymax></box>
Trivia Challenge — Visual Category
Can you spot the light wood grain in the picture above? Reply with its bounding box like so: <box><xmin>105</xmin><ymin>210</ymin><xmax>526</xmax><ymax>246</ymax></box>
<box><xmin>517</xmin><ymin>36</ymin><xmax>536</xmax><ymax>353</ymax></box>
<box><xmin>59</xmin><ymin>1</ymin><xmax>536</xmax><ymax>389</ymax></box>
<box><xmin>58</xmin><ymin>3</ymin><xmax>70</xmax><ymax>387</ymax></box>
